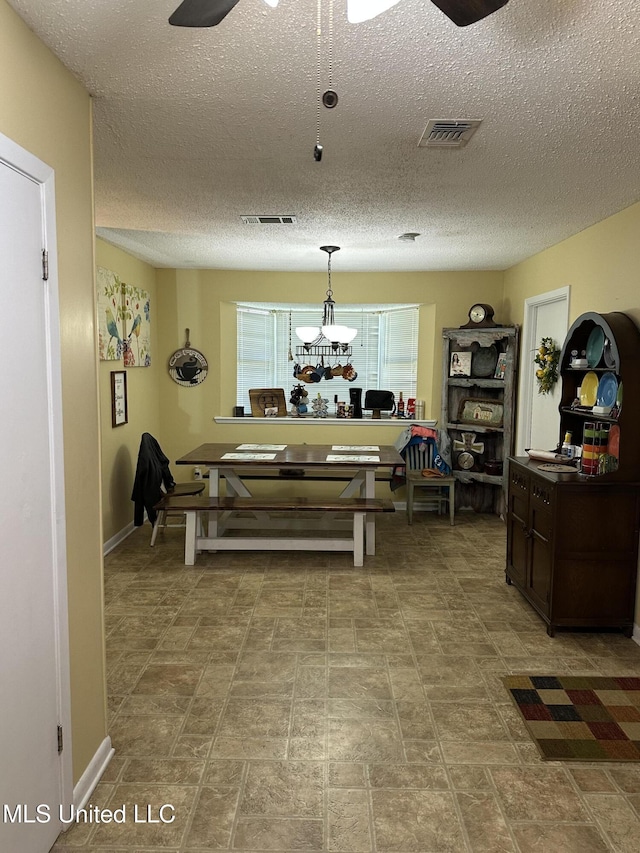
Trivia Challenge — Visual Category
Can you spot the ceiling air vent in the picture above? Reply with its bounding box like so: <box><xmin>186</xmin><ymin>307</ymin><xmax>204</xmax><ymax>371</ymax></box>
<box><xmin>241</xmin><ymin>215</ymin><xmax>298</xmax><ymax>225</ymax></box>
<box><xmin>418</xmin><ymin>120</ymin><xmax>482</xmax><ymax>148</ymax></box>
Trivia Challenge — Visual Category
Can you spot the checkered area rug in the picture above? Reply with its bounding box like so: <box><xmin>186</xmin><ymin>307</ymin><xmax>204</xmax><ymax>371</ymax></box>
<box><xmin>503</xmin><ymin>675</ymin><xmax>640</xmax><ymax>761</ymax></box>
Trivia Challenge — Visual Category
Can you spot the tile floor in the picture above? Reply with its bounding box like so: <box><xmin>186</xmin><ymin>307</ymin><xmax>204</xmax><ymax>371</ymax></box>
<box><xmin>52</xmin><ymin>511</ymin><xmax>640</xmax><ymax>852</ymax></box>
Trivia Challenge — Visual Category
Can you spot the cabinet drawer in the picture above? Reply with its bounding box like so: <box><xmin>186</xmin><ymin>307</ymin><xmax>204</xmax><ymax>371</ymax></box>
<box><xmin>509</xmin><ymin>466</ymin><xmax>529</xmax><ymax>495</ymax></box>
<box><xmin>530</xmin><ymin>478</ymin><xmax>553</xmax><ymax>510</ymax></box>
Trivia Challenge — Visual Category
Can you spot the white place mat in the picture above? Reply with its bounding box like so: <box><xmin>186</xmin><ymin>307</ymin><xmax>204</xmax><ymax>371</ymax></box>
<box><xmin>332</xmin><ymin>445</ymin><xmax>380</xmax><ymax>451</ymax></box>
<box><xmin>236</xmin><ymin>444</ymin><xmax>286</xmax><ymax>451</ymax></box>
<box><xmin>221</xmin><ymin>452</ymin><xmax>278</xmax><ymax>461</ymax></box>
<box><xmin>326</xmin><ymin>454</ymin><xmax>380</xmax><ymax>463</ymax></box>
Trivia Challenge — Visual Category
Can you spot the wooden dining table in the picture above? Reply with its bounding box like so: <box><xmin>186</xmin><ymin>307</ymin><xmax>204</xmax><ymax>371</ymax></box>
<box><xmin>175</xmin><ymin>442</ymin><xmax>402</xmax><ymax>556</ymax></box>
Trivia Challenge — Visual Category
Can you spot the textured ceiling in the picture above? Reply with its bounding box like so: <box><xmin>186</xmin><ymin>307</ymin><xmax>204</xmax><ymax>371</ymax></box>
<box><xmin>7</xmin><ymin>0</ymin><xmax>640</xmax><ymax>272</ymax></box>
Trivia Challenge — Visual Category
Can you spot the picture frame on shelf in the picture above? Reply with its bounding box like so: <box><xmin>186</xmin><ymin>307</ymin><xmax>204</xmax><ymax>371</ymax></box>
<box><xmin>110</xmin><ymin>370</ymin><xmax>128</xmax><ymax>427</ymax></box>
<box><xmin>494</xmin><ymin>353</ymin><xmax>507</xmax><ymax>379</ymax></box>
<box><xmin>450</xmin><ymin>351</ymin><xmax>471</xmax><ymax>376</ymax></box>
<box><xmin>249</xmin><ymin>388</ymin><xmax>287</xmax><ymax>417</ymax></box>
<box><xmin>458</xmin><ymin>397</ymin><xmax>504</xmax><ymax>427</ymax></box>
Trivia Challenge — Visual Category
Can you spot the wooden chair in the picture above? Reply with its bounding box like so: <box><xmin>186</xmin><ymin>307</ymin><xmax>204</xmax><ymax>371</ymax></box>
<box><xmin>130</xmin><ymin>432</ymin><xmax>205</xmax><ymax>545</ymax></box>
<box><xmin>404</xmin><ymin>442</ymin><xmax>455</xmax><ymax>525</ymax></box>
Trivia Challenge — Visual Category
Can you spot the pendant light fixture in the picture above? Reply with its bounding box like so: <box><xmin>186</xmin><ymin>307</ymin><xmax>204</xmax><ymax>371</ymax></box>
<box><xmin>295</xmin><ymin>246</ymin><xmax>357</xmax><ymax>356</ymax></box>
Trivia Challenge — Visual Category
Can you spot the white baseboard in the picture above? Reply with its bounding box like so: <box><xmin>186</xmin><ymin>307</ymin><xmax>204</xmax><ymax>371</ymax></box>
<box><xmin>72</xmin><ymin>736</ymin><xmax>114</xmax><ymax>811</ymax></box>
<box><xmin>103</xmin><ymin>519</ymin><xmax>139</xmax><ymax>555</ymax></box>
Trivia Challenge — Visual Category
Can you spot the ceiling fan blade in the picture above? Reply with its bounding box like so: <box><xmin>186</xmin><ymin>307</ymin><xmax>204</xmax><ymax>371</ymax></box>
<box><xmin>169</xmin><ymin>0</ymin><xmax>241</xmax><ymax>27</ymax></box>
<box><xmin>430</xmin><ymin>0</ymin><xmax>509</xmax><ymax>27</ymax></box>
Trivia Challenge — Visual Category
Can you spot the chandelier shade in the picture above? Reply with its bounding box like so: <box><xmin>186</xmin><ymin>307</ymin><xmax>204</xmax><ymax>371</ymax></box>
<box><xmin>295</xmin><ymin>326</ymin><xmax>320</xmax><ymax>345</ymax></box>
<box><xmin>347</xmin><ymin>0</ymin><xmax>401</xmax><ymax>24</ymax></box>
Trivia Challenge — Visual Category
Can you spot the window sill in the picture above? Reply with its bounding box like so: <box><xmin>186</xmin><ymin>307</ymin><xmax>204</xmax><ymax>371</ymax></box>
<box><xmin>214</xmin><ymin>416</ymin><xmax>437</xmax><ymax>427</ymax></box>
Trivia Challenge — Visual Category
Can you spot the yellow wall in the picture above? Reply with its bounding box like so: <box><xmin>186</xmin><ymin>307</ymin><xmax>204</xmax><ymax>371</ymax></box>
<box><xmin>0</xmin><ymin>1</ymin><xmax>106</xmax><ymax>782</ymax></box>
<box><xmin>96</xmin><ymin>240</ymin><xmax>162</xmax><ymax>543</ymax></box>
<box><xmin>504</xmin><ymin>201</ymin><xmax>640</xmax><ymax>329</ymax></box>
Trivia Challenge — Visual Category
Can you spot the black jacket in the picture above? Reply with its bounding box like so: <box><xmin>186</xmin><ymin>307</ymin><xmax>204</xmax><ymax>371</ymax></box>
<box><xmin>131</xmin><ymin>433</ymin><xmax>176</xmax><ymax>526</ymax></box>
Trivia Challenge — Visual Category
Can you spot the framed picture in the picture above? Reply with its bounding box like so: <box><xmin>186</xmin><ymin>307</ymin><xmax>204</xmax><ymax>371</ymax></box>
<box><xmin>450</xmin><ymin>351</ymin><xmax>472</xmax><ymax>376</ymax></box>
<box><xmin>248</xmin><ymin>388</ymin><xmax>287</xmax><ymax>417</ymax></box>
<box><xmin>458</xmin><ymin>397</ymin><xmax>504</xmax><ymax>427</ymax></box>
<box><xmin>110</xmin><ymin>370</ymin><xmax>128</xmax><ymax>427</ymax></box>
<box><xmin>494</xmin><ymin>353</ymin><xmax>507</xmax><ymax>379</ymax></box>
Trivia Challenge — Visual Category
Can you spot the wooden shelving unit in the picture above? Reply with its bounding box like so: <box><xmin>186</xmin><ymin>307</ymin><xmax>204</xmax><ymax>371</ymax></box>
<box><xmin>441</xmin><ymin>326</ymin><xmax>519</xmax><ymax>514</ymax></box>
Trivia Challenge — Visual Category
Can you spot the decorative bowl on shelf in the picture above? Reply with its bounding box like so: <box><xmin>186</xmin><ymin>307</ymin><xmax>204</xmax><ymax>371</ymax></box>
<box><xmin>579</xmin><ymin>371</ymin><xmax>599</xmax><ymax>407</ymax></box>
<box><xmin>586</xmin><ymin>326</ymin><xmax>605</xmax><ymax>367</ymax></box>
<box><xmin>596</xmin><ymin>371</ymin><xmax>618</xmax><ymax>408</ymax></box>
<box><xmin>483</xmin><ymin>460</ymin><xmax>503</xmax><ymax>476</ymax></box>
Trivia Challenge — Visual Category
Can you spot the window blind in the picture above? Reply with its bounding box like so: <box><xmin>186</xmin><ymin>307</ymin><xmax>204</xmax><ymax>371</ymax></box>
<box><xmin>237</xmin><ymin>304</ymin><xmax>418</xmax><ymax>408</ymax></box>
<box><xmin>378</xmin><ymin>306</ymin><xmax>419</xmax><ymax>400</ymax></box>
<box><xmin>237</xmin><ymin>307</ymin><xmax>275</xmax><ymax>407</ymax></box>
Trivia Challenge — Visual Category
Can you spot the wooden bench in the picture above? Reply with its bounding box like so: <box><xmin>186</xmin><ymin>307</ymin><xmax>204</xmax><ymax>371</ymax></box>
<box><xmin>154</xmin><ymin>495</ymin><xmax>395</xmax><ymax>567</ymax></box>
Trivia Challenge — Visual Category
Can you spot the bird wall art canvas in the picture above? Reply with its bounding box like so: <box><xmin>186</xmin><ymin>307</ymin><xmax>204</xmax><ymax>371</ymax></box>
<box><xmin>121</xmin><ymin>282</ymin><xmax>151</xmax><ymax>367</ymax></box>
<box><xmin>97</xmin><ymin>266</ymin><xmax>124</xmax><ymax>361</ymax></box>
<box><xmin>97</xmin><ymin>268</ymin><xmax>151</xmax><ymax>366</ymax></box>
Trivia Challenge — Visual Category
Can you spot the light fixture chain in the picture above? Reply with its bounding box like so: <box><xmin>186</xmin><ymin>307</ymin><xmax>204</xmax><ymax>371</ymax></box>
<box><xmin>315</xmin><ymin>0</ymin><xmax>322</xmax><ymax>146</ymax></box>
<box><xmin>288</xmin><ymin>310</ymin><xmax>293</xmax><ymax>361</ymax></box>
<box><xmin>328</xmin><ymin>0</ymin><xmax>334</xmax><ymax>90</ymax></box>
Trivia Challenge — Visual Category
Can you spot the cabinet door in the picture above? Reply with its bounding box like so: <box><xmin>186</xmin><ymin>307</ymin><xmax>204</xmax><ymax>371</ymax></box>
<box><xmin>506</xmin><ymin>466</ymin><xmax>529</xmax><ymax>587</ymax></box>
<box><xmin>527</xmin><ymin>479</ymin><xmax>554</xmax><ymax>616</ymax></box>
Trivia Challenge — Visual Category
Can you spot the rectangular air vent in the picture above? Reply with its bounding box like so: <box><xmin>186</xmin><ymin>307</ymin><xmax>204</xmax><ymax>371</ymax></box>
<box><xmin>241</xmin><ymin>215</ymin><xmax>298</xmax><ymax>225</ymax></box>
<box><xmin>418</xmin><ymin>120</ymin><xmax>482</xmax><ymax>148</ymax></box>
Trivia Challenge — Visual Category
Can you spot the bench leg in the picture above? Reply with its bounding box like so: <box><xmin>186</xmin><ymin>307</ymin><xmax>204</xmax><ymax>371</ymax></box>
<box><xmin>353</xmin><ymin>512</ymin><xmax>364</xmax><ymax>567</ymax></box>
<box><xmin>184</xmin><ymin>511</ymin><xmax>197</xmax><ymax>565</ymax></box>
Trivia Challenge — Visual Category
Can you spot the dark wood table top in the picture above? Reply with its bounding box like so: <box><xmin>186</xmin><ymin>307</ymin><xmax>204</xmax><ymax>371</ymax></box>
<box><xmin>176</xmin><ymin>443</ymin><xmax>402</xmax><ymax>469</ymax></box>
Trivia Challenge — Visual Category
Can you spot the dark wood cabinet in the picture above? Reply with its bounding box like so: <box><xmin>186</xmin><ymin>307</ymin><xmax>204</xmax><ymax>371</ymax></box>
<box><xmin>506</xmin><ymin>458</ymin><xmax>640</xmax><ymax>636</ymax></box>
<box><xmin>506</xmin><ymin>311</ymin><xmax>640</xmax><ymax>636</ymax></box>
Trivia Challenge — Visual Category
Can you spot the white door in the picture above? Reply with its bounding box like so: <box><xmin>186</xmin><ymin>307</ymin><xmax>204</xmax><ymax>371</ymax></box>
<box><xmin>516</xmin><ymin>287</ymin><xmax>570</xmax><ymax>455</ymax></box>
<box><xmin>0</xmin><ymin>135</ymin><xmax>71</xmax><ymax>851</ymax></box>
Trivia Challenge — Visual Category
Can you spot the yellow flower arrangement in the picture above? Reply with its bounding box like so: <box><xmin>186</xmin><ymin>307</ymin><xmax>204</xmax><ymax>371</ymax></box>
<box><xmin>534</xmin><ymin>336</ymin><xmax>560</xmax><ymax>394</ymax></box>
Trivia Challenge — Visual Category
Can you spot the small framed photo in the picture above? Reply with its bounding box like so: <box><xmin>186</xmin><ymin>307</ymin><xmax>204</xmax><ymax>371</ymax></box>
<box><xmin>110</xmin><ymin>370</ymin><xmax>128</xmax><ymax>427</ymax></box>
<box><xmin>494</xmin><ymin>354</ymin><xmax>507</xmax><ymax>379</ymax></box>
<box><xmin>450</xmin><ymin>351</ymin><xmax>471</xmax><ymax>376</ymax></box>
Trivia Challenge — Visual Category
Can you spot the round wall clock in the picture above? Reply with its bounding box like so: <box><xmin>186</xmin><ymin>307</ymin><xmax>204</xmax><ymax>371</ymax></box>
<box><xmin>168</xmin><ymin>329</ymin><xmax>208</xmax><ymax>387</ymax></box>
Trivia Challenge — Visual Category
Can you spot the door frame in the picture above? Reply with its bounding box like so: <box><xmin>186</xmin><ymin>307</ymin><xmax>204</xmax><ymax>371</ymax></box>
<box><xmin>516</xmin><ymin>286</ymin><xmax>571</xmax><ymax>455</ymax></box>
<box><xmin>0</xmin><ymin>131</ymin><xmax>73</xmax><ymax>817</ymax></box>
